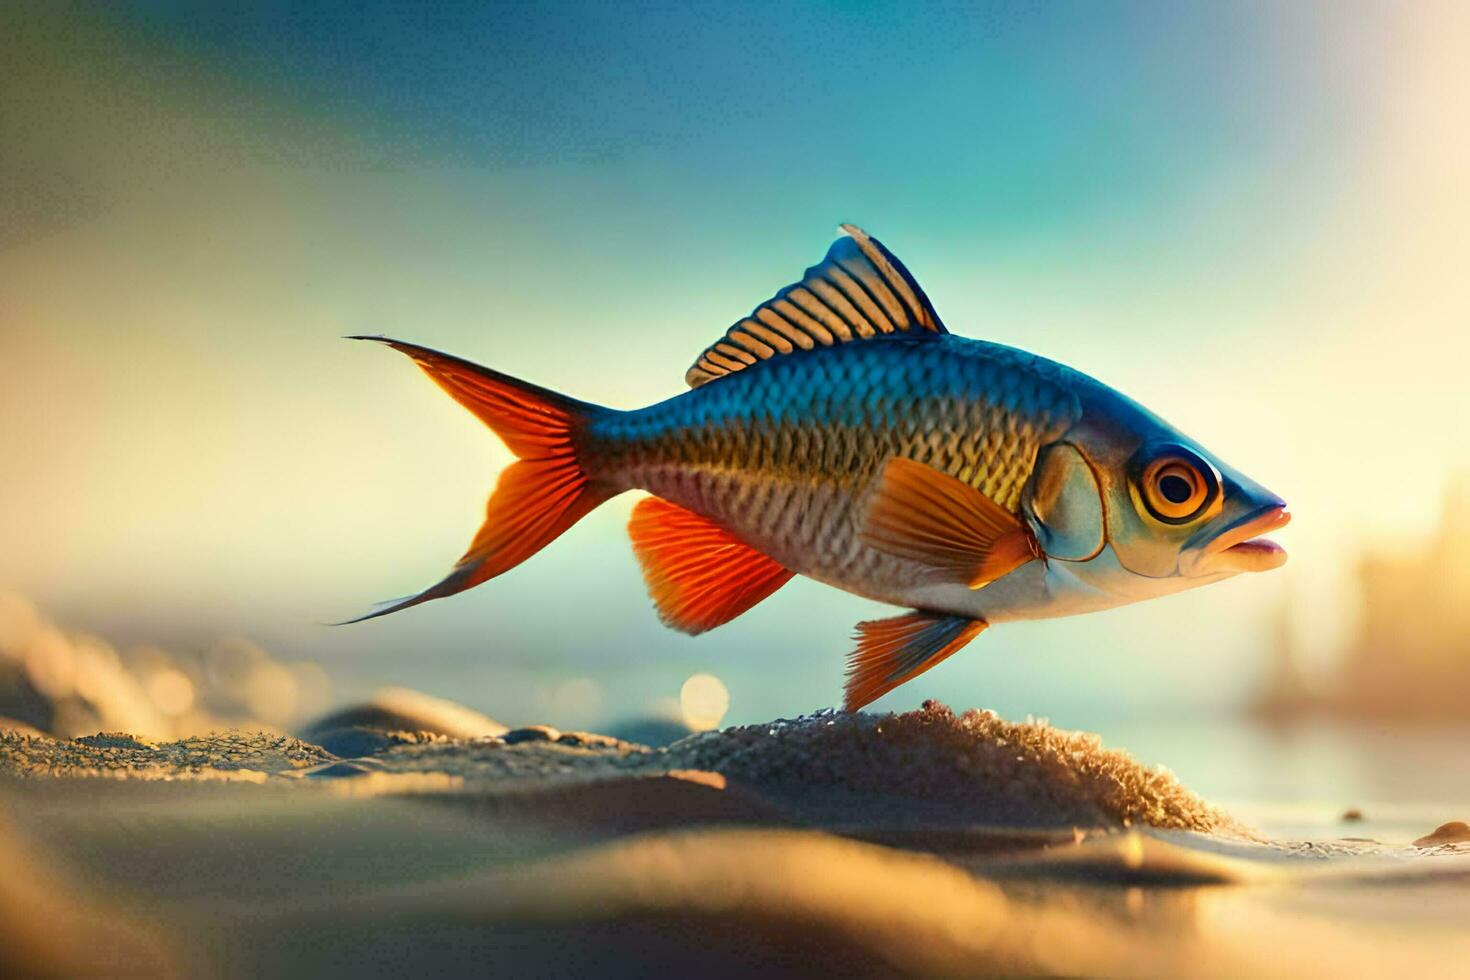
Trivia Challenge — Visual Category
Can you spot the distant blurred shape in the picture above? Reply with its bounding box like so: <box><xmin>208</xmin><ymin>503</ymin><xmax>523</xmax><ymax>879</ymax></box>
<box><xmin>1413</xmin><ymin>820</ymin><xmax>1470</xmax><ymax>848</ymax></box>
<box><xmin>680</xmin><ymin>673</ymin><xmax>729</xmax><ymax>732</ymax></box>
<box><xmin>295</xmin><ymin>725</ymin><xmax>395</xmax><ymax>759</ymax></box>
<box><xmin>1341</xmin><ymin>808</ymin><xmax>1365</xmax><ymax>823</ymax></box>
<box><xmin>604</xmin><ymin>715</ymin><xmax>694</xmax><ymax>748</ymax></box>
<box><xmin>143</xmin><ymin>666</ymin><xmax>195</xmax><ymax>717</ymax></box>
<box><xmin>0</xmin><ymin>600</ymin><xmax>167</xmax><ymax>739</ymax></box>
<box><xmin>610</xmin><ymin>694</ymin><xmax>703</xmax><ymax>747</ymax></box>
<box><xmin>1249</xmin><ymin>599</ymin><xmax>1312</xmax><ymax>723</ymax></box>
<box><xmin>23</xmin><ymin>627</ymin><xmax>75</xmax><ymax>702</ymax></box>
<box><xmin>49</xmin><ymin>702</ymin><xmax>104</xmax><ymax>740</ymax></box>
<box><xmin>0</xmin><ymin>663</ymin><xmax>60</xmax><ymax>734</ymax></box>
<box><xmin>543</xmin><ymin>676</ymin><xmax>602</xmax><ymax>729</ymax></box>
<box><xmin>121</xmin><ymin>645</ymin><xmax>172</xmax><ymax>677</ymax></box>
<box><xmin>0</xmin><ymin>595</ymin><xmax>337</xmax><ymax>739</ymax></box>
<box><xmin>1254</xmin><ymin>475</ymin><xmax>1470</xmax><ymax>722</ymax></box>
<box><xmin>1340</xmin><ymin>475</ymin><xmax>1470</xmax><ymax>719</ymax></box>
<box><xmin>0</xmin><ymin>716</ymin><xmax>46</xmax><ymax>737</ymax></box>
<box><xmin>0</xmin><ymin>594</ymin><xmax>40</xmax><ymax>659</ymax></box>
<box><xmin>72</xmin><ymin>636</ymin><xmax>124</xmax><ymax>704</ymax></box>
<box><xmin>243</xmin><ymin>660</ymin><xmax>300</xmax><ymax>727</ymax></box>
<box><xmin>288</xmin><ymin>660</ymin><xmax>333</xmax><ymax>720</ymax></box>
<box><xmin>204</xmin><ymin>636</ymin><xmax>267</xmax><ymax>707</ymax></box>
<box><xmin>298</xmin><ymin>686</ymin><xmax>507</xmax><ymax>756</ymax></box>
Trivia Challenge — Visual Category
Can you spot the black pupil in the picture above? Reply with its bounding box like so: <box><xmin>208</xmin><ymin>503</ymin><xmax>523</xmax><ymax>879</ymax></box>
<box><xmin>1159</xmin><ymin>473</ymin><xmax>1194</xmax><ymax>505</ymax></box>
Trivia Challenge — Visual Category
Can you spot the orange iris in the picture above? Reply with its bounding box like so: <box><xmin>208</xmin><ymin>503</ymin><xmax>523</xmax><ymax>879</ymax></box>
<box><xmin>1141</xmin><ymin>456</ymin><xmax>1209</xmax><ymax>521</ymax></box>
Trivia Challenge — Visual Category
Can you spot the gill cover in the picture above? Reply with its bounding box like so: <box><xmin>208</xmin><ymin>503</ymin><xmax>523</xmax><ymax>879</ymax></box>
<box><xmin>1024</xmin><ymin>442</ymin><xmax>1105</xmax><ymax>562</ymax></box>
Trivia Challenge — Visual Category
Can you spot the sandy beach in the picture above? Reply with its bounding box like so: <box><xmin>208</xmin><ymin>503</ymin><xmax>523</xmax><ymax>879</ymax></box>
<box><xmin>4</xmin><ymin>701</ymin><xmax>1469</xmax><ymax>978</ymax></box>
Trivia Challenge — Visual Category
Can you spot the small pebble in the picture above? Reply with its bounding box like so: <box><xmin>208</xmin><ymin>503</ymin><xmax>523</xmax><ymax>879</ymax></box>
<box><xmin>1412</xmin><ymin>820</ymin><xmax>1470</xmax><ymax>848</ymax></box>
<box><xmin>503</xmin><ymin>725</ymin><xmax>561</xmax><ymax>744</ymax></box>
<box><xmin>557</xmin><ymin>731</ymin><xmax>620</xmax><ymax>749</ymax></box>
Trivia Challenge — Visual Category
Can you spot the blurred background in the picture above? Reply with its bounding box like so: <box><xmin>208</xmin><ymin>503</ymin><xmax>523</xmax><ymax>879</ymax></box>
<box><xmin>2</xmin><ymin>2</ymin><xmax>1468</xmax><ymax>828</ymax></box>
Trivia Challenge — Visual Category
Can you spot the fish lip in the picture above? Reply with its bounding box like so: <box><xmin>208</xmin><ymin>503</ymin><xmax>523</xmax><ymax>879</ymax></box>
<box><xmin>1206</xmin><ymin>504</ymin><xmax>1291</xmax><ymax>556</ymax></box>
<box><xmin>1184</xmin><ymin>504</ymin><xmax>1291</xmax><ymax>575</ymax></box>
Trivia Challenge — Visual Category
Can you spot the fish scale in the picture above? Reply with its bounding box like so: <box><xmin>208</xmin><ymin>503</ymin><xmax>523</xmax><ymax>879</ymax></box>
<box><xmin>589</xmin><ymin>336</ymin><xmax>1078</xmax><ymax>605</ymax></box>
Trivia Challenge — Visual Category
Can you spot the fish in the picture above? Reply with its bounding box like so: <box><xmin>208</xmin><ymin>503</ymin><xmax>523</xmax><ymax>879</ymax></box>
<box><xmin>347</xmin><ymin>225</ymin><xmax>1289</xmax><ymax>711</ymax></box>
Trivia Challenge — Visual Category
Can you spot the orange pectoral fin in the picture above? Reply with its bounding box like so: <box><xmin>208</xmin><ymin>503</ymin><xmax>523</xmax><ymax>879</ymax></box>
<box><xmin>844</xmin><ymin>611</ymin><xmax>987</xmax><ymax>712</ymax></box>
<box><xmin>859</xmin><ymin>457</ymin><xmax>1039</xmax><ymax>588</ymax></box>
<box><xmin>629</xmin><ymin>497</ymin><xmax>794</xmax><ymax>635</ymax></box>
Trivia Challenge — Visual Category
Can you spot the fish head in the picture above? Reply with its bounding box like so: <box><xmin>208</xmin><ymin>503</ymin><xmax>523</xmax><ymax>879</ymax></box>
<box><xmin>1024</xmin><ymin>385</ymin><xmax>1289</xmax><ymax>594</ymax></box>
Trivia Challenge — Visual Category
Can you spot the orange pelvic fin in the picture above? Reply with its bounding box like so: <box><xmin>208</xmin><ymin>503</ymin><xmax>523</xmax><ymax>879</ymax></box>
<box><xmin>341</xmin><ymin>338</ymin><xmax>609</xmax><ymax>623</ymax></box>
<box><xmin>860</xmin><ymin>457</ymin><xmax>1039</xmax><ymax>589</ymax></box>
<box><xmin>629</xmin><ymin>496</ymin><xmax>794</xmax><ymax>635</ymax></box>
<box><xmin>844</xmin><ymin>611</ymin><xmax>987</xmax><ymax>712</ymax></box>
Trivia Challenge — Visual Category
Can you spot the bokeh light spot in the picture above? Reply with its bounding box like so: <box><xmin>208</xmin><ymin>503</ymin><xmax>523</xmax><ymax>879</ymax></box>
<box><xmin>679</xmin><ymin>673</ymin><xmax>729</xmax><ymax>732</ymax></box>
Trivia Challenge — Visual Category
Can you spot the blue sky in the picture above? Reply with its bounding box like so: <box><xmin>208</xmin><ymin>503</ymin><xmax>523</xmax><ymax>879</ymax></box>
<box><xmin>2</xmin><ymin>1</ymin><xmax>1464</xmax><ymax>730</ymax></box>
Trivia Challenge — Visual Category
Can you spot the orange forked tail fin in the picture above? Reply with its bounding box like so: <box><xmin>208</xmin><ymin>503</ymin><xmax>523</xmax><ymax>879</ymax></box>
<box><xmin>341</xmin><ymin>337</ymin><xmax>612</xmax><ymax>623</ymax></box>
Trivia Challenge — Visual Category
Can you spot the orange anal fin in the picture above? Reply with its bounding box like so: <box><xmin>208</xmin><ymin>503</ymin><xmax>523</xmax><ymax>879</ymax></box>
<box><xmin>629</xmin><ymin>497</ymin><xmax>794</xmax><ymax>635</ymax></box>
<box><xmin>859</xmin><ymin>457</ymin><xmax>1039</xmax><ymax>589</ymax></box>
<box><xmin>844</xmin><ymin>611</ymin><xmax>987</xmax><ymax>712</ymax></box>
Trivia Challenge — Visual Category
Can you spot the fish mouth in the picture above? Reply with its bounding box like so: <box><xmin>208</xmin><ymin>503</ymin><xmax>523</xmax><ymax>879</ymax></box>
<box><xmin>1186</xmin><ymin>505</ymin><xmax>1291</xmax><ymax>575</ymax></box>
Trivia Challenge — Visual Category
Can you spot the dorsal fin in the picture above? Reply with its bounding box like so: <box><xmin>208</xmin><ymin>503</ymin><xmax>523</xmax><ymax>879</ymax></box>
<box><xmin>685</xmin><ymin>225</ymin><xmax>948</xmax><ymax>388</ymax></box>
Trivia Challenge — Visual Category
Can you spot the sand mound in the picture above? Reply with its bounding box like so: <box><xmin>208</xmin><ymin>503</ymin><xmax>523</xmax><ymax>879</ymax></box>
<box><xmin>1</xmin><ymin>701</ymin><xmax>1236</xmax><ymax>834</ymax></box>
<box><xmin>353</xmin><ymin>700</ymin><xmax>1235</xmax><ymax>833</ymax></box>
<box><xmin>666</xmin><ymin>702</ymin><xmax>1239</xmax><ymax>833</ymax></box>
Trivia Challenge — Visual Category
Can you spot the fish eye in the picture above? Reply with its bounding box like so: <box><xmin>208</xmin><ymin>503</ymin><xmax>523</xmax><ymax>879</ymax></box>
<box><xmin>1159</xmin><ymin>472</ymin><xmax>1194</xmax><ymax>505</ymax></box>
<box><xmin>1135</xmin><ymin>449</ymin><xmax>1216</xmax><ymax>524</ymax></box>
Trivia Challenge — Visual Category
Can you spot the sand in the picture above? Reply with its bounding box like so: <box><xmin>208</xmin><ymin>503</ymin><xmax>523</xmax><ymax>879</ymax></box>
<box><xmin>1</xmin><ymin>702</ymin><xmax>1237</xmax><ymax>830</ymax></box>
<box><xmin>3</xmin><ymin>700</ymin><xmax>1468</xmax><ymax>978</ymax></box>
